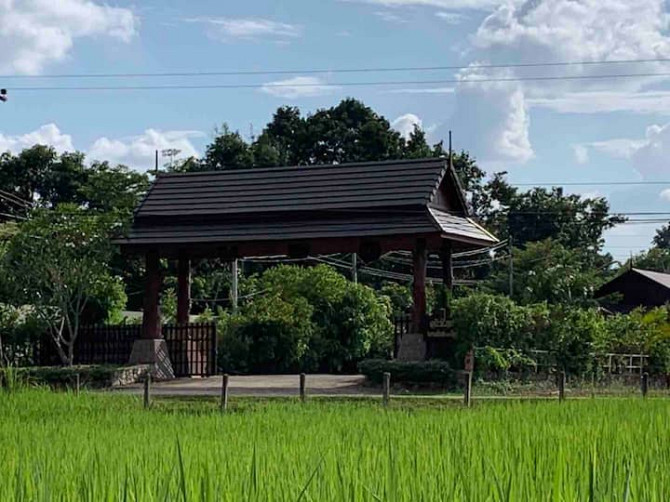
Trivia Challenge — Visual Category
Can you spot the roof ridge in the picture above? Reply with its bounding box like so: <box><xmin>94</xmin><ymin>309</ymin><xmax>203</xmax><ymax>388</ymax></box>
<box><xmin>158</xmin><ymin>157</ymin><xmax>448</xmax><ymax>178</ymax></box>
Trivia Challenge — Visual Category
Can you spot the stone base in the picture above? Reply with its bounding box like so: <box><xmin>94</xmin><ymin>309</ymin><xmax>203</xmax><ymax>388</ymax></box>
<box><xmin>397</xmin><ymin>332</ymin><xmax>427</xmax><ymax>361</ymax></box>
<box><xmin>128</xmin><ymin>339</ymin><xmax>175</xmax><ymax>380</ymax></box>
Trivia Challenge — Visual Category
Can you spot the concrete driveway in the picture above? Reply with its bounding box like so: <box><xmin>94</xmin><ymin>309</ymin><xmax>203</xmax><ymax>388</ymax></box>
<box><xmin>114</xmin><ymin>374</ymin><xmax>374</xmax><ymax>397</ymax></box>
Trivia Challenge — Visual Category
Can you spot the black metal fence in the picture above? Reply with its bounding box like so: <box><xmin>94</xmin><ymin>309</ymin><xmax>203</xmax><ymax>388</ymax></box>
<box><xmin>164</xmin><ymin>323</ymin><xmax>217</xmax><ymax>377</ymax></box>
<box><xmin>38</xmin><ymin>323</ymin><xmax>217</xmax><ymax>377</ymax></box>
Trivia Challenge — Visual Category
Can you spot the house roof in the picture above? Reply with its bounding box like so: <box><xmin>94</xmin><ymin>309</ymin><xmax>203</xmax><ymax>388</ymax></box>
<box><xmin>118</xmin><ymin>157</ymin><xmax>497</xmax><ymax>254</ymax></box>
<box><xmin>595</xmin><ymin>267</ymin><xmax>670</xmax><ymax>298</ymax></box>
<box><xmin>632</xmin><ymin>268</ymin><xmax>670</xmax><ymax>289</ymax></box>
<box><xmin>135</xmin><ymin>158</ymin><xmax>462</xmax><ymax>219</ymax></box>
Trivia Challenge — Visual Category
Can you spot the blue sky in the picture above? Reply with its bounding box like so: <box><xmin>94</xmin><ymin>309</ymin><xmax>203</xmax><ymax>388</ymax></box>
<box><xmin>3</xmin><ymin>0</ymin><xmax>670</xmax><ymax>259</ymax></box>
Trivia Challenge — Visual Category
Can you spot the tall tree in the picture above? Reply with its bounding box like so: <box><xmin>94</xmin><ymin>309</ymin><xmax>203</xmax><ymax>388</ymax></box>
<box><xmin>2</xmin><ymin>205</ymin><xmax>124</xmax><ymax>364</ymax></box>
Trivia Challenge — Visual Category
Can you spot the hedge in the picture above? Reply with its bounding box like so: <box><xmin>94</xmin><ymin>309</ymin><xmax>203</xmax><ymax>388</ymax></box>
<box><xmin>358</xmin><ymin>359</ymin><xmax>457</xmax><ymax>387</ymax></box>
<box><xmin>0</xmin><ymin>365</ymin><xmax>124</xmax><ymax>390</ymax></box>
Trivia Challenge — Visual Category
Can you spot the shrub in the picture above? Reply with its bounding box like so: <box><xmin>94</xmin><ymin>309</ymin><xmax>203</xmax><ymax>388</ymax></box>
<box><xmin>217</xmin><ymin>265</ymin><xmax>393</xmax><ymax>374</ymax></box>
<box><xmin>0</xmin><ymin>365</ymin><xmax>122</xmax><ymax>389</ymax></box>
<box><xmin>358</xmin><ymin>359</ymin><xmax>457</xmax><ymax>387</ymax></box>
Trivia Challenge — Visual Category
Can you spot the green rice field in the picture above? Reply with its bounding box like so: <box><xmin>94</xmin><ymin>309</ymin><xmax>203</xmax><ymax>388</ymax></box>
<box><xmin>1</xmin><ymin>391</ymin><xmax>669</xmax><ymax>501</ymax></box>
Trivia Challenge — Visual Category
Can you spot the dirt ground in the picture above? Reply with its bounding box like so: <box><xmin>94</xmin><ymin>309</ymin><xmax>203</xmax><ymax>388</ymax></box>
<box><xmin>113</xmin><ymin>374</ymin><xmax>376</xmax><ymax>397</ymax></box>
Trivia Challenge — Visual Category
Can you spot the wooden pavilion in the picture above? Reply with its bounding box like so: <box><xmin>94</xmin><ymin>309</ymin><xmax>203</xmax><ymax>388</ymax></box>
<box><xmin>117</xmin><ymin>157</ymin><xmax>497</xmax><ymax>376</ymax></box>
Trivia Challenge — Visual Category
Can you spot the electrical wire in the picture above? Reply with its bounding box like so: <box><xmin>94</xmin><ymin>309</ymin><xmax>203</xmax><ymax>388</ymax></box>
<box><xmin>4</xmin><ymin>56</ymin><xmax>670</xmax><ymax>80</ymax></box>
<box><xmin>9</xmin><ymin>71</ymin><xmax>670</xmax><ymax>92</ymax></box>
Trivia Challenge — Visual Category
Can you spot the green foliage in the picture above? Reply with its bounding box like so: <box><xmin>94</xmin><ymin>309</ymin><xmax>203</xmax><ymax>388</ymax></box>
<box><xmin>453</xmin><ymin>293</ymin><xmax>670</xmax><ymax>376</ymax></box>
<box><xmin>1</xmin><ymin>205</ymin><xmax>125</xmax><ymax>364</ymax></box>
<box><xmin>358</xmin><ymin>359</ymin><xmax>456</xmax><ymax>386</ymax></box>
<box><xmin>487</xmin><ymin>239</ymin><xmax>604</xmax><ymax>306</ymax></box>
<box><xmin>184</xmin><ymin>99</ymin><xmax>445</xmax><ymax>173</ymax></box>
<box><xmin>625</xmin><ymin>248</ymin><xmax>670</xmax><ymax>273</ymax></box>
<box><xmin>0</xmin><ymin>365</ymin><xmax>121</xmax><ymax>389</ymax></box>
<box><xmin>217</xmin><ymin>265</ymin><xmax>393</xmax><ymax>373</ymax></box>
<box><xmin>0</xmin><ymin>304</ymin><xmax>46</xmax><ymax>366</ymax></box>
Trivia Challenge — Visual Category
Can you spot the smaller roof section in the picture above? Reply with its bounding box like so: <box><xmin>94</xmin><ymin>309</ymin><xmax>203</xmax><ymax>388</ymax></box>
<box><xmin>595</xmin><ymin>268</ymin><xmax>670</xmax><ymax>309</ymax></box>
<box><xmin>119</xmin><ymin>157</ymin><xmax>497</xmax><ymax>255</ymax></box>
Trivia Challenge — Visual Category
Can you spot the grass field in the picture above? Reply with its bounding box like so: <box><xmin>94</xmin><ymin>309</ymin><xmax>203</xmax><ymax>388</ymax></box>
<box><xmin>1</xmin><ymin>391</ymin><xmax>669</xmax><ymax>501</ymax></box>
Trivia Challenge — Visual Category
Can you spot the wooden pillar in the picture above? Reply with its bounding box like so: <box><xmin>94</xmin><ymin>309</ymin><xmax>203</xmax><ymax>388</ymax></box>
<box><xmin>142</xmin><ymin>249</ymin><xmax>162</xmax><ymax>340</ymax></box>
<box><xmin>176</xmin><ymin>253</ymin><xmax>191</xmax><ymax>324</ymax></box>
<box><xmin>440</xmin><ymin>240</ymin><xmax>453</xmax><ymax>317</ymax></box>
<box><xmin>412</xmin><ymin>238</ymin><xmax>427</xmax><ymax>333</ymax></box>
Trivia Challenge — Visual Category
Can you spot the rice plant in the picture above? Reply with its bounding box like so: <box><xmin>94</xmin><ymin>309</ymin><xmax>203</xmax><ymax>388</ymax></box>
<box><xmin>0</xmin><ymin>390</ymin><xmax>668</xmax><ymax>500</ymax></box>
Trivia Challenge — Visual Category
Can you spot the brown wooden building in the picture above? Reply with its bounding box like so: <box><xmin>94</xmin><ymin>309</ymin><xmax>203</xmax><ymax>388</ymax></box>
<box><xmin>595</xmin><ymin>268</ymin><xmax>670</xmax><ymax>313</ymax></box>
<box><xmin>117</xmin><ymin>157</ymin><xmax>497</xmax><ymax>375</ymax></box>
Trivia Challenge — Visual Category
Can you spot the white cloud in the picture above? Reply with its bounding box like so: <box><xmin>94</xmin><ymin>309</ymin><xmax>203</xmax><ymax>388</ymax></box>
<box><xmin>446</xmin><ymin>67</ymin><xmax>533</xmax><ymax>163</ymax></box>
<box><xmin>579</xmin><ymin>123</ymin><xmax>670</xmax><ymax>179</ymax></box>
<box><xmin>473</xmin><ymin>0</ymin><xmax>670</xmax><ymax>83</ymax></box>
<box><xmin>187</xmin><ymin>17</ymin><xmax>301</xmax><ymax>42</ymax></box>
<box><xmin>440</xmin><ymin>0</ymin><xmax>670</xmax><ymax>163</ymax></box>
<box><xmin>573</xmin><ymin>144</ymin><xmax>589</xmax><ymax>164</ymax></box>
<box><xmin>392</xmin><ymin>113</ymin><xmax>422</xmax><ymax>139</ymax></box>
<box><xmin>88</xmin><ymin>129</ymin><xmax>203</xmax><ymax>171</ymax></box>
<box><xmin>260</xmin><ymin>76</ymin><xmax>337</xmax><ymax>99</ymax></box>
<box><xmin>344</xmin><ymin>0</ymin><xmax>503</xmax><ymax>10</ymax></box>
<box><xmin>374</xmin><ymin>10</ymin><xmax>407</xmax><ymax>23</ymax></box>
<box><xmin>435</xmin><ymin>11</ymin><xmax>467</xmax><ymax>24</ymax></box>
<box><xmin>529</xmin><ymin>91</ymin><xmax>670</xmax><ymax>115</ymax></box>
<box><xmin>0</xmin><ymin>124</ymin><xmax>203</xmax><ymax>172</ymax></box>
<box><xmin>0</xmin><ymin>0</ymin><xmax>137</xmax><ymax>75</ymax></box>
<box><xmin>0</xmin><ymin>124</ymin><xmax>74</xmax><ymax>153</ymax></box>
<box><xmin>659</xmin><ymin>188</ymin><xmax>670</xmax><ymax>202</ymax></box>
<box><xmin>388</xmin><ymin>87</ymin><xmax>455</xmax><ymax>94</ymax></box>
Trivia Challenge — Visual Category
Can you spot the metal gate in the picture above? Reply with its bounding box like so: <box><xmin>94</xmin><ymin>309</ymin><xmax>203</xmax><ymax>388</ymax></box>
<box><xmin>163</xmin><ymin>323</ymin><xmax>217</xmax><ymax>377</ymax></box>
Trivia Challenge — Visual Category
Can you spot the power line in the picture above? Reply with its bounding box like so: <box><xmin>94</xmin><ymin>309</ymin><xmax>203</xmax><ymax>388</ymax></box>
<box><xmin>9</xmin><ymin>71</ymin><xmax>670</xmax><ymax>92</ymax></box>
<box><xmin>3</xmin><ymin>57</ymin><xmax>670</xmax><ymax>80</ymax></box>
<box><xmin>511</xmin><ymin>181</ymin><xmax>670</xmax><ymax>187</ymax></box>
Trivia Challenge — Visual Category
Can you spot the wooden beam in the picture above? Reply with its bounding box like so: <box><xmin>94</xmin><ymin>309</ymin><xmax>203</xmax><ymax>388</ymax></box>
<box><xmin>176</xmin><ymin>252</ymin><xmax>191</xmax><ymax>324</ymax></box>
<box><xmin>440</xmin><ymin>240</ymin><xmax>454</xmax><ymax>318</ymax></box>
<box><xmin>412</xmin><ymin>238</ymin><xmax>427</xmax><ymax>333</ymax></box>
<box><xmin>142</xmin><ymin>249</ymin><xmax>162</xmax><ymax>340</ymax></box>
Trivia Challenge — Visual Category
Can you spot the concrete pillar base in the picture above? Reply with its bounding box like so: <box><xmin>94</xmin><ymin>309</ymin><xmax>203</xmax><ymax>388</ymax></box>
<box><xmin>396</xmin><ymin>333</ymin><xmax>427</xmax><ymax>361</ymax></box>
<box><xmin>128</xmin><ymin>339</ymin><xmax>175</xmax><ymax>380</ymax></box>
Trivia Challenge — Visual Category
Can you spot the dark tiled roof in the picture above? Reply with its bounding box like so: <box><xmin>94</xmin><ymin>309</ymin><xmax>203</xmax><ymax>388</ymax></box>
<box><xmin>136</xmin><ymin>158</ymin><xmax>449</xmax><ymax>219</ymax></box>
<box><xmin>120</xmin><ymin>158</ymin><xmax>497</xmax><ymax>250</ymax></box>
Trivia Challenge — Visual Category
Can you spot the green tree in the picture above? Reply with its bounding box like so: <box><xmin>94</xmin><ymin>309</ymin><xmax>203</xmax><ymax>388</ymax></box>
<box><xmin>626</xmin><ymin>247</ymin><xmax>670</xmax><ymax>272</ymax></box>
<box><xmin>487</xmin><ymin>239</ymin><xmax>603</xmax><ymax>306</ymax></box>
<box><xmin>1</xmin><ymin>205</ymin><xmax>125</xmax><ymax>364</ymax></box>
<box><xmin>653</xmin><ymin>224</ymin><xmax>670</xmax><ymax>249</ymax></box>
<box><xmin>203</xmin><ymin>125</ymin><xmax>254</xmax><ymax>170</ymax></box>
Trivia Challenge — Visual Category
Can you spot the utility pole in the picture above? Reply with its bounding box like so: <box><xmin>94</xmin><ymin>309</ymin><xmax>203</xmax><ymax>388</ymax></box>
<box><xmin>351</xmin><ymin>253</ymin><xmax>358</xmax><ymax>284</ymax></box>
<box><xmin>231</xmin><ymin>259</ymin><xmax>239</xmax><ymax>312</ymax></box>
<box><xmin>508</xmin><ymin>236</ymin><xmax>514</xmax><ymax>297</ymax></box>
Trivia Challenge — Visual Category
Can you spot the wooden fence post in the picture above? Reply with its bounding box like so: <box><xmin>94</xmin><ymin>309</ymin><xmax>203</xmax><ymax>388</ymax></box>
<box><xmin>382</xmin><ymin>372</ymin><xmax>391</xmax><ymax>406</ymax></box>
<box><xmin>641</xmin><ymin>372</ymin><xmax>649</xmax><ymax>398</ymax></box>
<box><xmin>464</xmin><ymin>371</ymin><xmax>472</xmax><ymax>407</ymax></box>
<box><xmin>144</xmin><ymin>373</ymin><xmax>151</xmax><ymax>409</ymax></box>
<box><xmin>558</xmin><ymin>371</ymin><xmax>566</xmax><ymax>402</ymax></box>
<box><xmin>74</xmin><ymin>373</ymin><xmax>80</xmax><ymax>396</ymax></box>
<box><xmin>221</xmin><ymin>374</ymin><xmax>229</xmax><ymax>411</ymax></box>
<box><xmin>300</xmin><ymin>373</ymin><xmax>306</xmax><ymax>402</ymax></box>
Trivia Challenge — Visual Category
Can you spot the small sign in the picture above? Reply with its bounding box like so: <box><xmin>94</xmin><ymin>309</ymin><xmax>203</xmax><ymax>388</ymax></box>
<box><xmin>426</xmin><ymin>318</ymin><xmax>456</xmax><ymax>338</ymax></box>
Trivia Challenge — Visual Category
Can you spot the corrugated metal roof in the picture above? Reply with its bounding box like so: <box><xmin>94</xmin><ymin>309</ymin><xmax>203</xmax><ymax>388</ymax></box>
<box><xmin>135</xmin><ymin>158</ymin><xmax>448</xmax><ymax>219</ymax></box>
<box><xmin>428</xmin><ymin>207</ymin><xmax>498</xmax><ymax>245</ymax></box>
<box><xmin>633</xmin><ymin>268</ymin><xmax>670</xmax><ymax>289</ymax></box>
